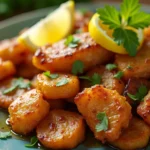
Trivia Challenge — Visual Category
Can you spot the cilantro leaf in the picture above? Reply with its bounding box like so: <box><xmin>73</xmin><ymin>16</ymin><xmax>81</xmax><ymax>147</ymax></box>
<box><xmin>0</xmin><ymin>131</ymin><xmax>11</xmax><ymax>139</ymax></box>
<box><xmin>3</xmin><ymin>78</ymin><xmax>31</xmax><ymax>95</ymax></box>
<box><xmin>121</xmin><ymin>0</ymin><xmax>140</xmax><ymax>20</ymax></box>
<box><xmin>114</xmin><ymin>71</ymin><xmax>124</xmax><ymax>79</ymax></box>
<box><xmin>65</xmin><ymin>35</ymin><xmax>79</xmax><ymax>48</ymax></box>
<box><xmin>25</xmin><ymin>136</ymin><xmax>38</xmax><ymax>148</ymax></box>
<box><xmin>106</xmin><ymin>64</ymin><xmax>117</xmax><ymax>71</ymax></box>
<box><xmin>96</xmin><ymin>112</ymin><xmax>108</xmax><ymax>132</ymax></box>
<box><xmin>127</xmin><ymin>85</ymin><xmax>148</xmax><ymax>101</ymax></box>
<box><xmin>128</xmin><ymin>12</ymin><xmax>150</xmax><ymax>29</ymax></box>
<box><xmin>56</xmin><ymin>78</ymin><xmax>68</xmax><ymax>87</ymax></box>
<box><xmin>113</xmin><ymin>28</ymin><xmax>139</xmax><ymax>56</ymax></box>
<box><xmin>97</xmin><ymin>5</ymin><xmax>121</xmax><ymax>29</ymax></box>
<box><xmin>91</xmin><ymin>73</ymin><xmax>101</xmax><ymax>86</ymax></box>
<box><xmin>43</xmin><ymin>71</ymin><xmax>59</xmax><ymax>79</ymax></box>
<box><xmin>72</xmin><ymin>60</ymin><xmax>84</xmax><ymax>75</ymax></box>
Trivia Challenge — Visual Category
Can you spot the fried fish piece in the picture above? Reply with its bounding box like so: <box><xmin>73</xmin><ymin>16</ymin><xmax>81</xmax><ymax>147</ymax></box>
<box><xmin>33</xmin><ymin>33</ymin><xmax>113</xmax><ymax>73</ymax></box>
<box><xmin>81</xmin><ymin>65</ymin><xmax>124</xmax><ymax>94</ymax></box>
<box><xmin>115</xmin><ymin>41</ymin><xmax>150</xmax><ymax>80</ymax></box>
<box><xmin>36</xmin><ymin>73</ymin><xmax>79</xmax><ymax>99</ymax></box>
<box><xmin>0</xmin><ymin>78</ymin><xmax>30</xmax><ymax>109</ymax></box>
<box><xmin>8</xmin><ymin>89</ymin><xmax>50</xmax><ymax>135</ymax></box>
<box><xmin>0</xmin><ymin>59</ymin><xmax>16</xmax><ymax>81</ymax></box>
<box><xmin>36</xmin><ymin>109</ymin><xmax>85</xmax><ymax>149</ymax></box>
<box><xmin>0</xmin><ymin>38</ymin><xmax>29</xmax><ymax>64</ymax></box>
<box><xmin>137</xmin><ymin>91</ymin><xmax>150</xmax><ymax>125</ymax></box>
<box><xmin>75</xmin><ymin>85</ymin><xmax>131</xmax><ymax>143</ymax></box>
<box><xmin>110</xmin><ymin>117</ymin><xmax>150</xmax><ymax>150</ymax></box>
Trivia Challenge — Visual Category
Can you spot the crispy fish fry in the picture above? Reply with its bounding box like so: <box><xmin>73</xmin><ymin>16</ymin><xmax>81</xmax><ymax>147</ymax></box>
<box><xmin>8</xmin><ymin>89</ymin><xmax>50</xmax><ymax>135</ymax></box>
<box><xmin>0</xmin><ymin>59</ymin><xmax>16</xmax><ymax>81</ymax></box>
<box><xmin>81</xmin><ymin>65</ymin><xmax>124</xmax><ymax>94</ymax></box>
<box><xmin>33</xmin><ymin>33</ymin><xmax>113</xmax><ymax>73</ymax></box>
<box><xmin>0</xmin><ymin>78</ymin><xmax>30</xmax><ymax>109</ymax></box>
<box><xmin>137</xmin><ymin>91</ymin><xmax>150</xmax><ymax>125</ymax></box>
<box><xmin>75</xmin><ymin>85</ymin><xmax>131</xmax><ymax>143</ymax></box>
<box><xmin>36</xmin><ymin>73</ymin><xmax>80</xmax><ymax>99</ymax></box>
<box><xmin>115</xmin><ymin>41</ymin><xmax>150</xmax><ymax>79</ymax></box>
<box><xmin>36</xmin><ymin>109</ymin><xmax>85</xmax><ymax>149</ymax></box>
<box><xmin>0</xmin><ymin>38</ymin><xmax>29</xmax><ymax>64</ymax></box>
<box><xmin>110</xmin><ymin>117</ymin><xmax>150</xmax><ymax>150</ymax></box>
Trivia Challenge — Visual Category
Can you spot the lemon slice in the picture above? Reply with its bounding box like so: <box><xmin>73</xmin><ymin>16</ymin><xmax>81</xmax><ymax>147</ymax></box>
<box><xmin>18</xmin><ymin>0</ymin><xmax>75</xmax><ymax>51</ymax></box>
<box><xmin>89</xmin><ymin>13</ymin><xmax>144</xmax><ymax>54</ymax></box>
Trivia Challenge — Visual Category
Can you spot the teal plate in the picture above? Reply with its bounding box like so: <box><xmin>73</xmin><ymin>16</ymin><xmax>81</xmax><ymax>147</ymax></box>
<box><xmin>0</xmin><ymin>2</ymin><xmax>150</xmax><ymax>150</ymax></box>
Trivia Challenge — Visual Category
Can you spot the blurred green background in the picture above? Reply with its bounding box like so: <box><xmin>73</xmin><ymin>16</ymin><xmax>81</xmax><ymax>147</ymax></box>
<box><xmin>0</xmin><ymin>0</ymin><xmax>91</xmax><ymax>20</ymax></box>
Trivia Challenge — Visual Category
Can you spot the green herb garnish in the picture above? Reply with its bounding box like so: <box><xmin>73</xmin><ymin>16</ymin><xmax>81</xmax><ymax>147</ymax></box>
<box><xmin>127</xmin><ymin>85</ymin><xmax>148</xmax><ymax>101</ymax></box>
<box><xmin>56</xmin><ymin>78</ymin><xmax>68</xmax><ymax>87</ymax></box>
<box><xmin>96</xmin><ymin>112</ymin><xmax>108</xmax><ymax>132</ymax></box>
<box><xmin>43</xmin><ymin>71</ymin><xmax>59</xmax><ymax>79</ymax></box>
<box><xmin>114</xmin><ymin>71</ymin><xmax>124</xmax><ymax>79</ymax></box>
<box><xmin>127</xmin><ymin>65</ymin><xmax>132</xmax><ymax>69</ymax></box>
<box><xmin>0</xmin><ymin>131</ymin><xmax>11</xmax><ymax>139</ymax></box>
<box><xmin>79</xmin><ymin>73</ymin><xmax>101</xmax><ymax>86</ymax></box>
<box><xmin>72</xmin><ymin>60</ymin><xmax>84</xmax><ymax>75</ymax></box>
<box><xmin>65</xmin><ymin>35</ymin><xmax>79</xmax><ymax>48</ymax></box>
<box><xmin>106</xmin><ymin>64</ymin><xmax>117</xmax><ymax>71</ymax></box>
<box><xmin>3</xmin><ymin>78</ymin><xmax>31</xmax><ymax>95</ymax></box>
<box><xmin>25</xmin><ymin>136</ymin><xmax>38</xmax><ymax>148</ymax></box>
<box><xmin>97</xmin><ymin>0</ymin><xmax>150</xmax><ymax>56</ymax></box>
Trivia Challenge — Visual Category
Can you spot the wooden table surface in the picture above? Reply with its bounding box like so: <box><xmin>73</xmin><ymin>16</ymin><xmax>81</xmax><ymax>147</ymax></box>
<box><xmin>93</xmin><ymin>0</ymin><xmax>150</xmax><ymax>4</ymax></box>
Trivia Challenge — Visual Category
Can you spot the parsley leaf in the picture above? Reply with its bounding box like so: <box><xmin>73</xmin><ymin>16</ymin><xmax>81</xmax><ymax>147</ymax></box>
<box><xmin>96</xmin><ymin>112</ymin><xmax>108</xmax><ymax>132</ymax></box>
<box><xmin>127</xmin><ymin>85</ymin><xmax>148</xmax><ymax>101</ymax></box>
<box><xmin>121</xmin><ymin>0</ymin><xmax>140</xmax><ymax>20</ymax></box>
<box><xmin>113</xmin><ymin>28</ymin><xmax>139</xmax><ymax>56</ymax></box>
<box><xmin>56</xmin><ymin>78</ymin><xmax>68</xmax><ymax>87</ymax></box>
<box><xmin>91</xmin><ymin>73</ymin><xmax>101</xmax><ymax>86</ymax></box>
<box><xmin>72</xmin><ymin>60</ymin><xmax>84</xmax><ymax>75</ymax></box>
<box><xmin>114</xmin><ymin>71</ymin><xmax>124</xmax><ymax>79</ymax></box>
<box><xmin>97</xmin><ymin>5</ymin><xmax>121</xmax><ymax>29</ymax></box>
<box><xmin>106</xmin><ymin>64</ymin><xmax>117</xmax><ymax>71</ymax></box>
<box><xmin>3</xmin><ymin>78</ymin><xmax>31</xmax><ymax>95</ymax></box>
<box><xmin>65</xmin><ymin>35</ymin><xmax>79</xmax><ymax>48</ymax></box>
<box><xmin>79</xmin><ymin>73</ymin><xmax>101</xmax><ymax>86</ymax></box>
<box><xmin>25</xmin><ymin>136</ymin><xmax>38</xmax><ymax>148</ymax></box>
<box><xmin>0</xmin><ymin>131</ymin><xmax>11</xmax><ymax>139</ymax></box>
<box><xmin>128</xmin><ymin>12</ymin><xmax>150</xmax><ymax>29</ymax></box>
<box><xmin>43</xmin><ymin>71</ymin><xmax>59</xmax><ymax>79</ymax></box>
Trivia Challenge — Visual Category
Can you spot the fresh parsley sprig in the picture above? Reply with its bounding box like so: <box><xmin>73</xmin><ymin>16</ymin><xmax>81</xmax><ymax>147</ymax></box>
<box><xmin>96</xmin><ymin>112</ymin><xmax>108</xmax><ymax>132</ymax></box>
<box><xmin>127</xmin><ymin>85</ymin><xmax>148</xmax><ymax>101</ymax></box>
<box><xmin>43</xmin><ymin>71</ymin><xmax>59</xmax><ymax>79</ymax></box>
<box><xmin>97</xmin><ymin>0</ymin><xmax>150</xmax><ymax>56</ymax></box>
<box><xmin>72</xmin><ymin>60</ymin><xmax>84</xmax><ymax>75</ymax></box>
<box><xmin>3</xmin><ymin>78</ymin><xmax>31</xmax><ymax>95</ymax></box>
<box><xmin>25</xmin><ymin>136</ymin><xmax>38</xmax><ymax>148</ymax></box>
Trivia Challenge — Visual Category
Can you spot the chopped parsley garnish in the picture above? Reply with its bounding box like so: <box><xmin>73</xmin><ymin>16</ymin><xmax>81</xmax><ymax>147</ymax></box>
<box><xmin>127</xmin><ymin>65</ymin><xmax>132</xmax><ymax>69</ymax></box>
<box><xmin>96</xmin><ymin>112</ymin><xmax>108</xmax><ymax>132</ymax></box>
<box><xmin>127</xmin><ymin>85</ymin><xmax>148</xmax><ymax>101</ymax></box>
<box><xmin>25</xmin><ymin>136</ymin><xmax>38</xmax><ymax>148</ymax></box>
<box><xmin>43</xmin><ymin>71</ymin><xmax>59</xmax><ymax>79</ymax></box>
<box><xmin>79</xmin><ymin>73</ymin><xmax>101</xmax><ymax>86</ymax></box>
<box><xmin>0</xmin><ymin>131</ymin><xmax>11</xmax><ymax>139</ymax></box>
<box><xmin>3</xmin><ymin>78</ymin><xmax>31</xmax><ymax>95</ymax></box>
<box><xmin>106</xmin><ymin>64</ymin><xmax>117</xmax><ymax>71</ymax></box>
<box><xmin>64</xmin><ymin>35</ymin><xmax>79</xmax><ymax>48</ymax></box>
<box><xmin>114</xmin><ymin>71</ymin><xmax>124</xmax><ymax>79</ymax></box>
<box><xmin>72</xmin><ymin>60</ymin><xmax>84</xmax><ymax>75</ymax></box>
<box><xmin>56</xmin><ymin>78</ymin><xmax>68</xmax><ymax>87</ymax></box>
<box><xmin>97</xmin><ymin>0</ymin><xmax>150</xmax><ymax>56</ymax></box>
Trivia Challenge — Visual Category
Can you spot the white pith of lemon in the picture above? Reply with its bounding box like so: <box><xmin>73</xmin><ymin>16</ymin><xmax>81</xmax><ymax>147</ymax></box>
<box><xmin>89</xmin><ymin>13</ymin><xmax>144</xmax><ymax>54</ymax></box>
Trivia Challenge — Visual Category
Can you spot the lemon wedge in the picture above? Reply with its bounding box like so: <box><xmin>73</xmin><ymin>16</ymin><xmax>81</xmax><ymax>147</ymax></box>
<box><xmin>18</xmin><ymin>0</ymin><xmax>75</xmax><ymax>51</ymax></box>
<box><xmin>89</xmin><ymin>13</ymin><xmax>144</xmax><ymax>54</ymax></box>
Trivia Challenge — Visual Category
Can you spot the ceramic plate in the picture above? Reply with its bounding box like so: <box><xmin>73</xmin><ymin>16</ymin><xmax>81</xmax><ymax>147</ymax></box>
<box><xmin>0</xmin><ymin>2</ymin><xmax>150</xmax><ymax>150</ymax></box>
